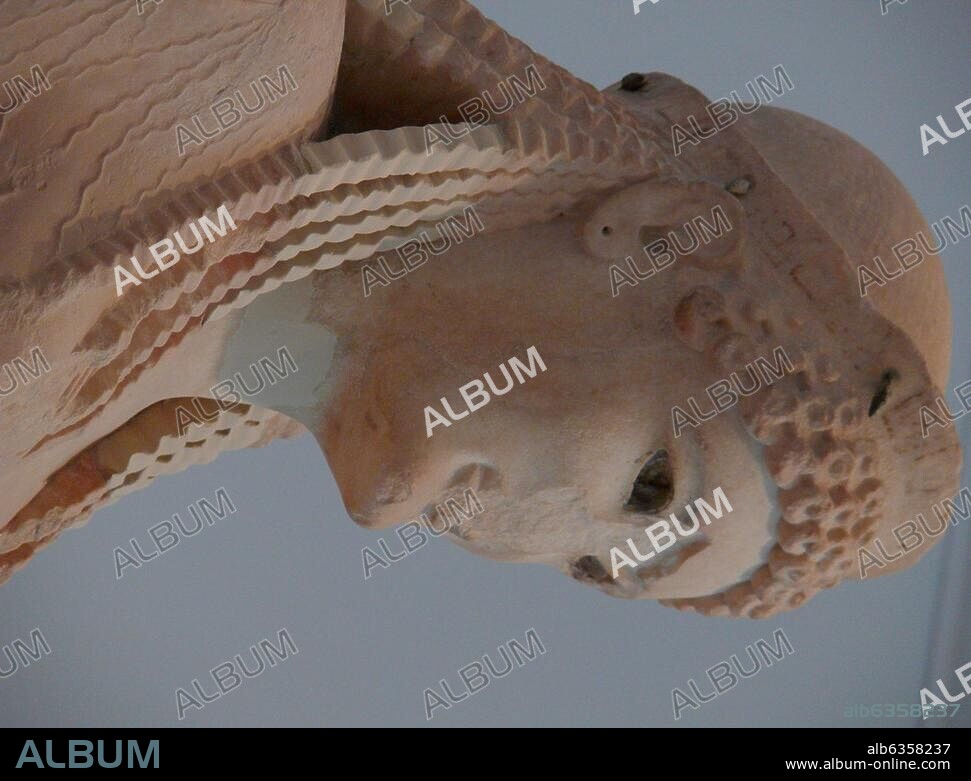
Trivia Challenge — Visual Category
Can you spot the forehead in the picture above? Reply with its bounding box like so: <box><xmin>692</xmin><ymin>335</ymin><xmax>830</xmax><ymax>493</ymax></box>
<box><xmin>351</xmin><ymin>217</ymin><xmax>686</xmax><ymax>348</ymax></box>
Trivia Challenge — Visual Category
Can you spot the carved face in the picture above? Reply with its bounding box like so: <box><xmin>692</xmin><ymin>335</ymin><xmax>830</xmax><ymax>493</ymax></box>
<box><xmin>308</xmin><ymin>100</ymin><xmax>962</xmax><ymax>617</ymax></box>
<box><xmin>314</xmin><ymin>209</ymin><xmax>778</xmax><ymax>600</ymax></box>
<box><xmin>0</xmin><ymin>0</ymin><xmax>959</xmax><ymax>620</ymax></box>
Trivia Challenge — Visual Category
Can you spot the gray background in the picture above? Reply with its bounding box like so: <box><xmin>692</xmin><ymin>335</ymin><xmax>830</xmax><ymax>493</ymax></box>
<box><xmin>1</xmin><ymin>0</ymin><xmax>969</xmax><ymax>727</ymax></box>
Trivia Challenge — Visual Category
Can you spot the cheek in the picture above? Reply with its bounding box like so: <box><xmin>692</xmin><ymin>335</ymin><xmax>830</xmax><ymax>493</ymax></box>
<box><xmin>445</xmin><ymin>487</ymin><xmax>592</xmax><ymax>562</ymax></box>
<box><xmin>510</xmin><ymin>408</ymin><xmax>776</xmax><ymax>600</ymax></box>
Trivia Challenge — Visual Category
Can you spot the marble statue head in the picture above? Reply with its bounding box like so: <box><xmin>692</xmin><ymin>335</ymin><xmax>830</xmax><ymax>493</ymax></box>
<box><xmin>0</xmin><ymin>0</ymin><xmax>960</xmax><ymax>618</ymax></box>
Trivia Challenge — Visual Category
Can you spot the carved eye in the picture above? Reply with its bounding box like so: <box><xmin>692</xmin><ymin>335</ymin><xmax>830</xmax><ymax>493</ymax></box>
<box><xmin>625</xmin><ymin>450</ymin><xmax>673</xmax><ymax>513</ymax></box>
<box><xmin>868</xmin><ymin>369</ymin><xmax>899</xmax><ymax>417</ymax></box>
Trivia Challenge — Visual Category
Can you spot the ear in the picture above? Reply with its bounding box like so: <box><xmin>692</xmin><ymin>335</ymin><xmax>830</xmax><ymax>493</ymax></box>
<box><xmin>580</xmin><ymin>178</ymin><xmax>746</xmax><ymax>269</ymax></box>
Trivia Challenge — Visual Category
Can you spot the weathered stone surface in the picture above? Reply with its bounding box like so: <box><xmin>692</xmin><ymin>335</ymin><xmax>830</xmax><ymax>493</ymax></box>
<box><xmin>0</xmin><ymin>1</ymin><xmax>960</xmax><ymax>616</ymax></box>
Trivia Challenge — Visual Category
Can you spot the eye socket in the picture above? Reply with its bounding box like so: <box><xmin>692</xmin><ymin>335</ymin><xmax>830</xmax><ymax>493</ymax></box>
<box><xmin>625</xmin><ymin>449</ymin><xmax>673</xmax><ymax>513</ymax></box>
<box><xmin>868</xmin><ymin>369</ymin><xmax>899</xmax><ymax>417</ymax></box>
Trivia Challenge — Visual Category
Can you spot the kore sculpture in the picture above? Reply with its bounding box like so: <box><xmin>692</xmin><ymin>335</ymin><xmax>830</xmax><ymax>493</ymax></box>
<box><xmin>0</xmin><ymin>0</ymin><xmax>960</xmax><ymax>617</ymax></box>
